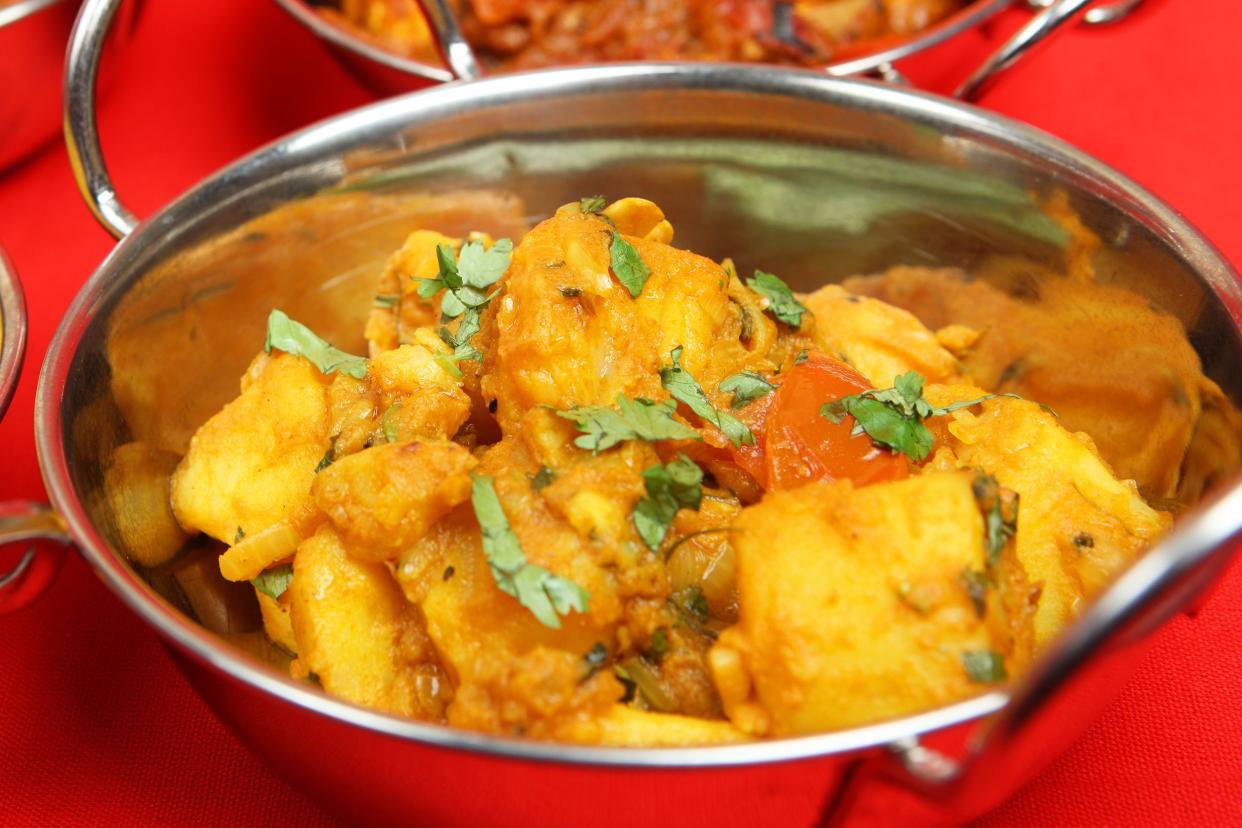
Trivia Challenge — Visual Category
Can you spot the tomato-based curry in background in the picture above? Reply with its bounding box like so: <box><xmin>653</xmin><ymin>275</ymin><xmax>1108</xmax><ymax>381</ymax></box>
<box><xmin>104</xmin><ymin>195</ymin><xmax>1237</xmax><ymax>745</ymax></box>
<box><xmin>318</xmin><ymin>0</ymin><xmax>970</xmax><ymax>71</ymax></box>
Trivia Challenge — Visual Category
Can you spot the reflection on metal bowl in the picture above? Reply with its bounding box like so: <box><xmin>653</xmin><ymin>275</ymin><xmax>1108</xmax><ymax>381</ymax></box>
<box><xmin>11</xmin><ymin>0</ymin><xmax>1242</xmax><ymax>825</ymax></box>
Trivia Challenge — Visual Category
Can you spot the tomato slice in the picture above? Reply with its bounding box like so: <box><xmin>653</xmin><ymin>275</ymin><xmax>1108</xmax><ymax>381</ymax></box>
<box><xmin>730</xmin><ymin>352</ymin><xmax>909</xmax><ymax>491</ymax></box>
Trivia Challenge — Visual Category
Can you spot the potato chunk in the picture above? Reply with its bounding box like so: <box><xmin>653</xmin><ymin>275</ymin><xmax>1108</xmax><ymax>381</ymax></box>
<box><xmin>171</xmin><ymin>353</ymin><xmax>330</xmax><ymax>543</ymax></box>
<box><xmin>934</xmin><ymin>387</ymin><xmax>1171</xmax><ymax>646</ymax></box>
<box><xmin>558</xmin><ymin>705</ymin><xmax>750</xmax><ymax>747</ymax></box>
<box><xmin>710</xmin><ymin>473</ymin><xmax>1016</xmax><ymax>736</ymax></box>
<box><xmin>313</xmin><ymin>439</ymin><xmax>477</xmax><ymax>562</ymax></box>
<box><xmin>803</xmin><ymin>283</ymin><xmax>959</xmax><ymax>387</ymax></box>
<box><xmin>290</xmin><ymin>526</ymin><xmax>449</xmax><ymax>720</ymax></box>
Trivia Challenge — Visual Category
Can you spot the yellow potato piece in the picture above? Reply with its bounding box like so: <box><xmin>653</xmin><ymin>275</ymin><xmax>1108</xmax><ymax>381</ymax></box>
<box><xmin>559</xmin><ymin>705</ymin><xmax>750</xmax><ymax>747</ymax></box>
<box><xmin>257</xmin><ymin>590</ymin><xmax>297</xmax><ymax>654</ymax></box>
<box><xmin>290</xmin><ymin>526</ymin><xmax>448</xmax><ymax>720</ymax></box>
<box><xmin>935</xmin><ymin>386</ymin><xmax>1171</xmax><ymax>646</ymax></box>
<box><xmin>171</xmin><ymin>352</ymin><xmax>330</xmax><ymax>543</ymax></box>
<box><xmin>803</xmin><ymin>283</ymin><xmax>959</xmax><ymax>387</ymax></box>
<box><xmin>313</xmin><ymin>439</ymin><xmax>477</xmax><ymax>562</ymax></box>
<box><xmin>711</xmin><ymin>473</ymin><xmax>1011</xmax><ymax>736</ymax></box>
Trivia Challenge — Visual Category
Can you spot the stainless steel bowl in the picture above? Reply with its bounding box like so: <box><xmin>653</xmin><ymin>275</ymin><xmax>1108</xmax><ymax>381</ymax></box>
<box><xmin>272</xmin><ymin>0</ymin><xmax>1148</xmax><ymax>100</ymax></box>
<box><xmin>3</xmin><ymin>0</ymin><xmax>1239</xmax><ymax>825</ymax></box>
<box><xmin>0</xmin><ymin>247</ymin><xmax>25</xmax><ymax>421</ymax></box>
<box><xmin>0</xmin><ymin>0</ymin><xmax>140</xmax><ymax>172</ymax></box>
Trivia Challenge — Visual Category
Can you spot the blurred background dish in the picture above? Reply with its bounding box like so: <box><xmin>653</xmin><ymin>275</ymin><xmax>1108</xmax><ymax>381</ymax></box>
<box><xmin>275</xmin><ymin>0</ymin><xmax>1147</xmax><ymax>95</ymax></box>
<box><xmin>0</xmin><ymin>0</ymin><xmax>141</xmax><ymax>173</ymax></box>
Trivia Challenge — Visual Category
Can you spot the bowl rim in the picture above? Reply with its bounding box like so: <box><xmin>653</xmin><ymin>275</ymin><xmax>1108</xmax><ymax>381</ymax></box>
<box><xmin>270</xmin><ymin>0</ymin><xmax>1012</xmax><ymax>84</ymax></box>
<box><xmin>35</xmin><ymin>63</ymin><xmax>1242</xmax><ymax>768</ymax></box>
<box><xmin>0</xmin><ymin>247</ymin><xmax>27</xmax><ymax>422</ymax></box>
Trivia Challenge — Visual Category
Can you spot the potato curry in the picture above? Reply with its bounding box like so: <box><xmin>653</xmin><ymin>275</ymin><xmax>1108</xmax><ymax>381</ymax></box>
<box><xmin>146</xmin><ymin>196</ymin><xmax>1214</xmax><ymax>745</ymax></box>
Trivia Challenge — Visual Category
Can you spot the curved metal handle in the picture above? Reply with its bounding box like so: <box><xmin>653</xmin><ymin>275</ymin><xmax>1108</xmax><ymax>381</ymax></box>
<box><xmin>955</xmin><ymin>0</ymin><xmax>1143</xmax><ymax>101</ymax></box>
<box><xmin>0</xmin><ymin>247</ymin><xmax>28</xmax><ymax>422</ymax></box>
<box><xmin>415</xmin><ymin>0</ymin><xmax>482</xmax><ymax>81</ymax></box>
<box><xmin>64</xmin><ymin>0</ymin><xmax>138</xmax><ymax>240</ymax></box>
<box><xmin>0</xmin><ymin>502</ymin><xmax>72</xmax><ymax>614</ymax></box>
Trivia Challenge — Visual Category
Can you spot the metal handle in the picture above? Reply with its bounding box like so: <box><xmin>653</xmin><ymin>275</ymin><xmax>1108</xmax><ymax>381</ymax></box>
<box><xmin>824</xmin><ymin>476</ymin><xmax>1242</xmax><ymax>824</ymax></box>
<box><xmin>957</xmin><ymin>0</ymin><xmax>1119</xmax><ymax>100</ymax></box>
<box><xmin>0</xmin><ymin>502</ymin><xmax>72</xmax><ymax>614</ymax></box>
<box><xmin>0</xmin><ymin>247</ymin><xmax>28</xmax><ymax>422</ymax></box>
<box><xmin>1027</xmin><ymin>0</ymin><xmax>1145</xmax><ymax>25</ymax></box>
<box><xmin>415</xmin><ymin>0</ymin><xmax>482</xmax><ymax>81</ymax></box>
<box><xmin>64</xmin><ymin>0</ymin><xmax>138</xmax><ymax>240</ymax></box>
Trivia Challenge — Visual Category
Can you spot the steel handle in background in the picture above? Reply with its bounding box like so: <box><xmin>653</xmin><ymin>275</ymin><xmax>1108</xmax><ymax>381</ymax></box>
<box><xmin>64</xmin><ymin>0</ymin><xmax>139</xmax><ymax>240</ymax></box>
<box><xmin>0</xmin><ymin>503</ymin><xmax>73</xmax><ymax>614</ymax></box>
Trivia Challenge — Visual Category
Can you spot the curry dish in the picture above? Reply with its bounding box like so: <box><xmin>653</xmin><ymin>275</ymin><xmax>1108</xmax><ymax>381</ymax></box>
<box><xmin>116</xmin><ymin>195</ymin><xmax>1234</xmax><ymax>745</ymax></box>
<box><xmin>319</xmin><ymin>0</ymin><xmax>969</xmax><ymax>71</ymax></box>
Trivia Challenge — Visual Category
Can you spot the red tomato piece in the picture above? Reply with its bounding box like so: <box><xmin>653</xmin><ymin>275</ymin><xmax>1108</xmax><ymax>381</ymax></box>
<box><xmin>730</xmin><ymin>352</ymin><xmax>909</xmax><ymax>491</ymax></box>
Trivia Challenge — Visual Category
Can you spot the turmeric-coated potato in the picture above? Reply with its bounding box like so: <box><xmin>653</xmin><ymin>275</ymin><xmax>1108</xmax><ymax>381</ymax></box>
<box><xmin>171</xmin><ymin>352</ymin><xmax>330</xmax><ymax>543</ymax></box>
<box><xmin>290</xmin><ymin>526</ymin><xmax>449</xmax><ymax>720</ymax></box>
<box><xmin>710</xmin><ymin>472</ymin><xmax>1023</xmax><ymax>736</ymax></box>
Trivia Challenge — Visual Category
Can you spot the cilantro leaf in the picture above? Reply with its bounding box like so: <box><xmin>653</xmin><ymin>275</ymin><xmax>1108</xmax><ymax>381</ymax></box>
<box><xmin>470</xmin><ymin>473</ymin><xmax>589</xmax><ymax>628</ymax></box>
<box><xmin>579</xmin><ymin>195</ymin><xmax>607</xmax><ymax>214</ymax></box>
<box><xmin>252</xmin><ymin>564</ymin><xmax>293</xmax><ymax>601</ymax></box>
<box><xmin>264</xmin><ymin>310</ymin><xmax>368</xmax><ymax>379</ymax></box>
<box><xmin>557</xmin><ymin>394</ymin><xmax>701</xmax><ymax>453</ymax></box>
<box><xmin>632</xmin><ymin>454</ymin><xmax>704</xmax><ymax>551</ymax></box>
<box><xmin>973</xmin><ymin>472</ymin><xmax>1019</xmax><ymax>565</ymax></box>
<box><xmin>962</xmin><ymin>649</ymin><xmax>1008</xmax><ymax>684</ymax></box>
<box><xmin>746</xmin><ymin>270</ymin><xmax>808</xmax><ymax>327</ymax></box>
<box><xmin>610</xmin><ymin>232</ymin><xmax>650</xmax><ymax>298</ymax></box>
<box><xmin>419</xmin><ymin>239</ymin><xmax>512</xmax><ymax>320</ymax></box>
<box><xmin>718</xmin><ymin>371</ymin><xmax>777</xmax><ymax>409</ymax></box>
<box><xmin>820</xmin><ymin>371</ymin><xmax>1018</xmax><ymax>462</ymax></box>
<box><xmin>660</xmin><ymin>347</ymin><xmax>754</xmax><ymax>447</ymax></box>
<box><xmin>381</xmin><ymin>402</ymin><xmax>402</xmax><ymax>444</ymax></box>
<box><xmin>436</xmin><ymin>307</ymin><xmax>485</xmax><ymax>377</ymax></box>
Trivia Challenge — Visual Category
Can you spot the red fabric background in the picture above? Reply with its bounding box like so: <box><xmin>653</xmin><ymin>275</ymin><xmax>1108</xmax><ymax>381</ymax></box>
<box><xmin>1</xmin><ymin>1</ymin><xmax>1240</xmax><ymax>825</ymax></box>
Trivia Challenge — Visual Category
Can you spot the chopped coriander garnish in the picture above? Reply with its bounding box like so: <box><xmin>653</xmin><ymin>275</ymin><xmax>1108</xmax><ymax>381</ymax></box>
<box><xmin>582</xmin><ymin>641</ymin><xmax>609</xmax><ymax>682</ymax></box>
<box><xmin>373</xmin><ymin>293</ymin><xmax>399</xmax><ymax>308</ymax></box>
<box><xmin>973</xmin><ymin>473</ymin><xmax>1019</xmax><ymax>565</ymax></box>
<box><xmin>746</xmin><ymin>270</ymin><xmax>807</xmax><ymax>328</ymax></box>
<box><xmin>660</xmin><ymin>347</ymin><xmax>754</xmax><ymax>447</ymax></box>
<box><xmin>264</xmin><ymin>310</ymin><xmax>368</xmax><ymax>379</ymax></box>
<box><xmin>314</xmin><ymin>446</ymin><xmax>335</xmax><ymax>473</ymax></box>
<box><xmin>436</xmin><ymin>306</ymin><xmax>484</xmax><ymax>377</ymax></box>
<box><xmin>718</xmin><ymin>371</ymin><xmax>777</xmax><ymax>410</ymax></box>
<box><xmin>962</xmin><ymin>650</ymin><xmax>1008</xmax><ymax>684</ymax></box>
<box><xmin>470</xmin><ymin>473</ymin><xmax>589</xmax><ymax>628</ymax></box>
<box><xmin>648</xmin><ymin>627</ymin><xmax>669</xmax><ymax>660</ymax></box>
<box><xmin>820</xmin><ymin>371</ymin><xmax>1019</xmax><ymax>462</ymax></box>
<box><xmin>252</xmin><ymin>563</ymin><xmax>293</xmax><ymax>601</ymax></box>
<box><xmin>381</xmin><ymin>402</ymin><xmax>402</xmax><ymax>444</ymax></box>
<box><xmin>632</xmin><ymin>454</ymin><xmax>704</xmax><ymax>551</ymax></box>
<box><xmin>579</xmin><ymin>195</ymin><xmax>607</xmax><ymax>214</ymax></box>
<box><xmin>557</xmin><ymin>394</ymin><xmax>700</xmax><ymax>454</ymax></box>
<box><xmin>417</xmin><ymin>239</ymin><xmax>512</xmax><ymax>319</ymax></box>
<box><xmin>442</xmin><ymin>566</ymin><xmax>455</xmax><ymax>581</ymax></box>
<box><xmin>960</xmin><ymin>568</ymin><xmax>990</xmax><ymax>618</ymax></box>
<box><xmin>609</xmin><ymin>232</ymin><xmax>650</xmax><ymax>298</ymax></box>
<box><xmin>233</xmin><ymin>527</ymin><xmax>246</xmax><ymax>544</ymax></box>
<box><xmin>794</xmin><ymin>350</ymin><xmax>809</xmax><ymax>365</ymax></box>
<box><xmin>531</xmin><ymin>466</ymin><xmax>557</xmax><ymax>491</ymax></box>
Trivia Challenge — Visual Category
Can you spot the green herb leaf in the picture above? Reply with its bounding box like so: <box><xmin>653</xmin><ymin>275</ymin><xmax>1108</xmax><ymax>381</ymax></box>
<box><xmin>419</xmin><ymin>240</ymin><xmax>512</xmax><ymax>320</ymax></box>
<box><xmin>610</xmin><ymin>232</ymin><xmax>650</xmax><ymax>298</ymax></box>
<box><xmin>660</xmin><ymin>347</ymin><xmax>754</xmax><ymax>447</ymax></box>
<box><xmin>794</xmin><ymin>350</ymin><xmax>809</xmax><ymax>365</ymax></box>
<box><xmin>436</xmin><ymin>306</ymin><xmax>485</xmax><ymax>377</ymax></box>
<box><xmin>557</xmin><ymin>394</ymin><xmax>701</xmax><ymax>453</ymax></box>
<box><xmin>820</xmin><ymin>371</ymin><xmax>1019</xmax><ymax>462</ymax></box>
<box><xmin>962</xmin><ymin>649</ymin><xmax>1008</xmax><ymax>684</ymax></box>
<box><xmin>252</xmin><ymin>564</ymin><xmax>293</xmax><ymax>601</ymax></box>
<box><xmin>234</xmin><ymin>527</ymin><xmax>246</xmax><ymax>544</ymax></box>
<box><xmin>531</xmin><ymin>466</ymin><xmax>557</xmax><ymax>491</ymax></box>
<box><xmin>746</xmin><ymin>270</ymin><xmax>807</xmax><ymax>327</ymax></box>
<box><xmin>718</xmin><ymin>371</ymin><xmax>777</xmax><ymax>409</ymax></box>
<box><xmin>973</xmin><ymin>473</ymin><xmax>1019</xmax><ymax>565</ymax></box>
<box><xmin>381</xmin><ymin>402</ymin><xmax>402</xmax><ymax>444</ymax></box>
<box><xmin>471</xmin><ymin>473</ymin><xmax>589</xmax><ymax>628</ymax></box>
<box><xmin>648</xmin><ymin>627</ymin><xmax>669</xmax><ymax>660</ymax></box>
<box><xmin>264</xmin><ymin>310</ymin><xmax>367</xmax><ymax>379</ymax></box>
<box><xmin>960</xmin><ymin>568</ymin><xmax>990</xmax><ymax>618</ymax></box>
<box><xmin>579</xmin><ymin>195</ymin><xmax>607</xmax><ymax>214</ymax></box>
<box><xmin>632</xmin><ymin>454</ymin><xmax>704</xmax><ymax>551</ymax></box>
<box><xmin>582</xmin><ymin>641</ymin><xmax>609</xmax><ymax>682</ymax></box>
<box><xmin>373</xmin><ymin>294</ymin><xmax>399</xmax><ymax>308</ymax></box>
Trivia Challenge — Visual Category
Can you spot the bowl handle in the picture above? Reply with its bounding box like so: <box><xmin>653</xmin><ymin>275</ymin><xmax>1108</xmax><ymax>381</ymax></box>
<box><xmin>0</xmin><ymin>502</ymin><xmax>73</xmax><ymax>615</ymax></box>
<box><xmin>954</xmin><ymin>0</ymin><xmax>1144</xmax><ymax>100</ymax></box>
<box><xmin>64</xmin><ymin>0</ymin><xmax>138</xmax><ymax>240</ymax></box>
<box><xmin>821</xmin><ymin>477</ymin><xmax>1242</xmax><ymax>825</ymax></box>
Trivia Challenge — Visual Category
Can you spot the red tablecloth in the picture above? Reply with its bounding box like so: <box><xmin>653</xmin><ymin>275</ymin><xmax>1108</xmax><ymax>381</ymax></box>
<box><xmin>1</xmin><ymin>1</ymin><xmax>1240</xmax><ymax>825</ymax></box>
